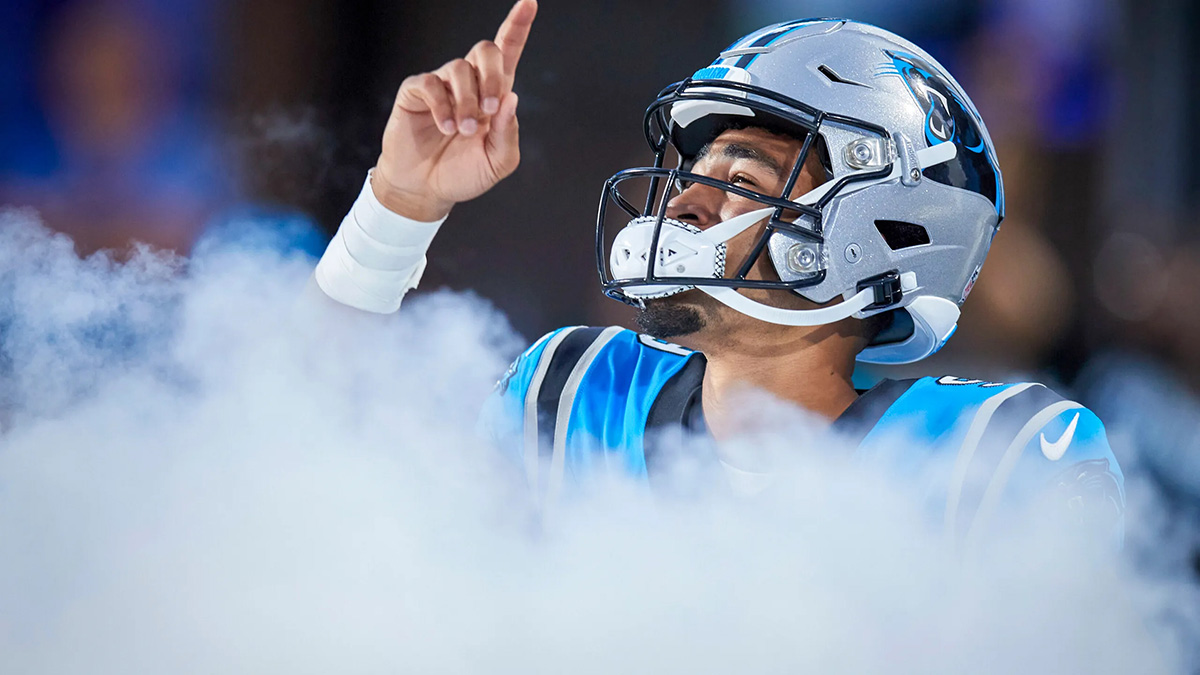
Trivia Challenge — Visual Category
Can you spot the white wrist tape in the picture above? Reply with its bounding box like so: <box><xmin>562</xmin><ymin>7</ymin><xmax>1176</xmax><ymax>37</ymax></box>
<box><xmin>314</xmin><ymin>171</ymin><xmax>447</xmax><ymax>313</ymax></box>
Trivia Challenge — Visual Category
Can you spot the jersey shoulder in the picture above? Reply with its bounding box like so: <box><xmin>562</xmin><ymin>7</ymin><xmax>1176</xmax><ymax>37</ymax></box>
<box><xmin>871</xmin><ymin>374</ymin><xmax>1116</xmax><ymax>465</ymax></box>
<box><xmin>480</xmin><ymin>326</ymin><xmax>699</xmax><ymax>480</ymax></box>
<box><xmin>865</xmin><ymin>374</ymin><xmax>1125</xmax><ymax>542</ymax></box>
<box><xmin>493</xmin><ymin>326</ymin><xmax>694</xmax><ymax>404</ymax></box>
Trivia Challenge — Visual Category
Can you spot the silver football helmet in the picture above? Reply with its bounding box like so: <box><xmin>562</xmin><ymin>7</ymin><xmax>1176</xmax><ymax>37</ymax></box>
<box><xmin>597</xmin><ymin>19</ymin><xmax>1004</xmax><ymax>364</ymax></box>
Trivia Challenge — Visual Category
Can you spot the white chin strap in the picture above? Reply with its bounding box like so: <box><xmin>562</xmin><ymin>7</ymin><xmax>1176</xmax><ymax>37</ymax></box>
<box><xmin>699</xmin><ymin>285</ymin><xmax>876</xmax><ymax>326</ymax></box>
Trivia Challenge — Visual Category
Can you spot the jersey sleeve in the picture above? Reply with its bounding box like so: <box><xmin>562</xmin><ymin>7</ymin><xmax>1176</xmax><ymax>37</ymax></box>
<box><xmin>940</xmin><ymin>381</ymin><xmax>1125</xmax><ymax>548</ymax></box>
<box><xmin>866</xmin><ymin>377</ymin><xmax>1126</xmax><ymax>548</ymax></box>
<box><xmin>994</xmin><ymin>405</ymin><xmax>1125</xmax><ymax>545</ymax></box>
<box><xmin>476</xmin><ymin>328</ymin><xmax>571</xmax><ymax>466</ymax></box>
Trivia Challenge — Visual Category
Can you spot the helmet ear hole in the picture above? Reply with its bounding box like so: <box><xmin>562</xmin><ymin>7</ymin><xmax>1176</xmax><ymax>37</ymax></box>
<box><xmin>874</xmin><ymin>220</ymin><xmax>930</xmax><ymax>250</ymax></box>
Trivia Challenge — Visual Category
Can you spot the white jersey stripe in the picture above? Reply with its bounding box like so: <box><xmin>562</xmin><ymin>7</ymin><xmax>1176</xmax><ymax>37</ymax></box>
<box><xmin>523</xmin><ymin>327</ymin><xmax>581</xmax><ymax>503</ymax></box>
<box><xmin>944</xmin><ymin>382</ymin><xmax>1039</xmax><ymax>538</ymax></box>
<box><xmin>964</xmin><ymin>399</ymin><xmax>1085</xmax><ymax>548</ymax></box>
<box><xmin>547</xmin><ymin>326</ymin><xmax>624</xmax><ymax>507</ymax></box>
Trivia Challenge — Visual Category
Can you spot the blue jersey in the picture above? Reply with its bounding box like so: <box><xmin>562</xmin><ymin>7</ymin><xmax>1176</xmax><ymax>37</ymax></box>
<box><xmin>480</xmin><ymin>326</ymin><xmax>1125</xmax><ymax>540</ymax></box>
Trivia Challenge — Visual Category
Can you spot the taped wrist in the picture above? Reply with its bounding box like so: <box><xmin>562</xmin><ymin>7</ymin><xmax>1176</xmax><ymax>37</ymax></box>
<box><xmin>314</xmin><ymin>170</ymin><xmax>447</xmax><ymax>313</ymax></box>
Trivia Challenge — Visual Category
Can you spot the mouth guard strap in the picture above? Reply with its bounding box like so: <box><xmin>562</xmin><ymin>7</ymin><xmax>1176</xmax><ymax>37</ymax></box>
<box><xmin>789</xmin><ymin>140</ymin><xmax>957</xmax><ymax>208</ymax></box>
<box><xmin>916</xmin><ymin>140</ymin><xmax>957</xmax><ymax>169</ymax></box>
<box><xmin>700</xmin><ymin>207</ymin><xmax>777</xmax><ymax>244</ymax></box>
<box><xmin>699</xmin><ymin>286</ymin><xmax>876</xmax><ymax>326</ymax></box>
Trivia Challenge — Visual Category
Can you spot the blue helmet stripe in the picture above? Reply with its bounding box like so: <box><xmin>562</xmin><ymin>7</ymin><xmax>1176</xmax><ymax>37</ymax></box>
<box><xmin>734</xmin><ymin>19</ymin><xmax>840</xmax><ymax>69</ymax></box>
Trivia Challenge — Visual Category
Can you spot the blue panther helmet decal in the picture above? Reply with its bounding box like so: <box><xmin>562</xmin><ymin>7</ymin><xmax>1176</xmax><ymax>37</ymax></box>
<box><xmin>879</xmin><ymin>50</ymin><xmax>1005</xmax><ymax>217</ymax></box>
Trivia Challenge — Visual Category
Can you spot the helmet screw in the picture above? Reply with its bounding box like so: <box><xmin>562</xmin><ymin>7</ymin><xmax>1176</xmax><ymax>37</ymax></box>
<box><xmin>675</xmin><ymin>264</ymin><xmax>686</xmax><ymax>273</ymax></box>
<box><xmin>909</xmin><ymin>168</ymin><xmax>921</xmax><ymax>182</ymax></box>
<box><xmin>844</xmin><ymin>138</ymin><xmax>885</xmax><ymax>169</ymax></box>
<box><xmin>845</xmin><ymin>243</ymin><xmax>862</xmax><ymax>263</ymax></box>
<box><xmin>786</xmin><ymin>244</ymin><xmax>819</xmax><ymax>273</ymax></box>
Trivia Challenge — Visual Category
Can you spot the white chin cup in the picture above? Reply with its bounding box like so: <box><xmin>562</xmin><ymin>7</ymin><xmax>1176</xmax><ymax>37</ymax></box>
<box><xmin>610</xmin><ymin>207</ymin><xmax>777</xmax><ymax>299</ymax></box>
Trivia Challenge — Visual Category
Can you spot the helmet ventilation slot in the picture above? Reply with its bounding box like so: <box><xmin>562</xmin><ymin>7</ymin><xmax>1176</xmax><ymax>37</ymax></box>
<box><xmin>874</xmin><ymin>220</ymin><xmax>931</xmax><ymax>249</ymax></box>
<box><xmin>817</xmin><ymin>64</ymin><xmax>869</xmax><ymax>88</ymax></box>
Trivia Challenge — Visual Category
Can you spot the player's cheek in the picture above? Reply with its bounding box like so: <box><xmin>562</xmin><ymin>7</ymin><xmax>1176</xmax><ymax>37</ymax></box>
<box><xmin>722</xmin><ymin>224</ymin><xmax>771</xmax><ymax>280</ymax></box>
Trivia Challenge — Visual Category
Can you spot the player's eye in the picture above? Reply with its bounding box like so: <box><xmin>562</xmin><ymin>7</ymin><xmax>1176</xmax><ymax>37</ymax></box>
<box><xmin>730</xmin><ymin>174</ymin><xmax>758</xmax><ymax>189</ymax></box>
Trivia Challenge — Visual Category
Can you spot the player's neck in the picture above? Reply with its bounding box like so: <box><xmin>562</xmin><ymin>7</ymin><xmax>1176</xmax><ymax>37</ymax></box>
<box><xmin>697</xmin><ymin>325</ymin><xmax>861</xmax><ymax>440</ymax></box>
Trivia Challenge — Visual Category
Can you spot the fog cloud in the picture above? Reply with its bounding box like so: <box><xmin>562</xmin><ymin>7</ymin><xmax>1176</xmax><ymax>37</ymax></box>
<box><xmin>0</xmin><ymin>209</ymin><xmax>1194</xmax><ymax>674</ymax></box>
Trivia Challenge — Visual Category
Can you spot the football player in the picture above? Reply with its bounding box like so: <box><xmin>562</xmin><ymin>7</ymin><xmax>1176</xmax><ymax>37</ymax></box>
<box><xmin>312</xmin><ymin>0</ymin><xmax>1124</xmax><ymax>542</ymax></box>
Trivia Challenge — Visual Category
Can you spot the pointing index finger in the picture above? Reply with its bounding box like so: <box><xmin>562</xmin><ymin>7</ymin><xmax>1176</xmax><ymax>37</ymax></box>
<box><xmin>495</xmin><ymin>0</ymin><xmax>537</xmax><ymax>75</ymax></box>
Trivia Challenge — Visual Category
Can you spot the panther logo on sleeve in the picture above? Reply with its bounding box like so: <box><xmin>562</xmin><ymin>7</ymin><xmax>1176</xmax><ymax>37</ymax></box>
<box><xmin>1045</xmin><ymin>458</ymin><xmax>1124</xmax><ymax>531</ymax></box>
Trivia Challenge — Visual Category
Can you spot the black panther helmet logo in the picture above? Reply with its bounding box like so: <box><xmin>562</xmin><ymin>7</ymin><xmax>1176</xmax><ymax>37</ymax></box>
<box><xmin>877</xmin><ymin>50</ymin><xmax>1005</xmax><ymax>218</ymax></box>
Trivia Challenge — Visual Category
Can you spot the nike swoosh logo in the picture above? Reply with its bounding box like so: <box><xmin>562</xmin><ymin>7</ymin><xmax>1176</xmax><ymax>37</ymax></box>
<box><xmin>1040</xmin><ymin>412</ymin><xmax>1080</xmax><ymax>461</ymax></box>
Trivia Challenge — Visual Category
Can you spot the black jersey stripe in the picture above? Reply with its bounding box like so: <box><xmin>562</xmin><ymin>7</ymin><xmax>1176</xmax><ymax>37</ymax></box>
<box><xmin>534</xmin><ymin>326</ymin><xmax>608</xmax><ymax>461</ymax></box>
<box><xmin>547</xmin><ymin>327</ymin><xmax>624</xmax><ymax>503</ymax></box>
<box><xmin>522</xmin><ymin>326</ymin><xmax>582</xmax><ymax>492</ymax></box>
<box><xmin>831</xmin><ymin>378</ymin><xmax>919</xmax><ymax>446</ymax></box>
<box><xmin>643</xmin><ymin>352</ymin><xmax>708</xmax><ymax>480</ymax></box>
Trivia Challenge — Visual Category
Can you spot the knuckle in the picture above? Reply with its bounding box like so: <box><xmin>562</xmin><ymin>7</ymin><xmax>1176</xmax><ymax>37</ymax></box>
<box><xmin>419</xmin><ymin>73</ymin><xmax>443</xmax><ymax>90</ymax></box>
<box><xmin>403</xmin><ymin>72</ymin><xmax>436</xmax><ymax>94</ymax></box>
<box><xmin>398</xmin><ymin>74</ymin><xmax>422</xmax><ymax>93</ymax></box>
<box><xmin>398</xmin><ymin>73</ymin><xmax>444</xmax><ymax>106</ymax></box>
<box><xmin>445</xmin><ymin>60</ymin><xmax>480</xmax><ymax>94</ymax></box>
<box><xmin>473</xmin><ymin>39</ymin><xmax>500</xmax><ymax>55</ymax></box>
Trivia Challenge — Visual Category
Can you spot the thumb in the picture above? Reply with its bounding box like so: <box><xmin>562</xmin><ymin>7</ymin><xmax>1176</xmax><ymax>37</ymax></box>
<box><xmin>486</xmin><ymin>91</ymin><xmax>521</xmax><ymax>176</ymax></box>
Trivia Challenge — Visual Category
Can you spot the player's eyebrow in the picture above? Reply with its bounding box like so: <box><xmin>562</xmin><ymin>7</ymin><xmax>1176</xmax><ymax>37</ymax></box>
<box><xmin>693</xmin><ymin>141</ymin><xmax>787</xmax><ymax>179</ymax></box>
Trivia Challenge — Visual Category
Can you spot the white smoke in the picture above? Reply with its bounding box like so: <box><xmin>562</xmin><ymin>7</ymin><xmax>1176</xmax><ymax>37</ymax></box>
<box><xmin>0</xmin><ymin>208</ymin><xmax>1194</xmax><ymax>674</ymax></box>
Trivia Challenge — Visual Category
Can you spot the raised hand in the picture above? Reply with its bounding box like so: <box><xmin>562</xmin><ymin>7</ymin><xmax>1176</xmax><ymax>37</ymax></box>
<box><xmin>371</xmin><ymin>0</ymin><xmax>537</xmax><ymax>221</ymax></box>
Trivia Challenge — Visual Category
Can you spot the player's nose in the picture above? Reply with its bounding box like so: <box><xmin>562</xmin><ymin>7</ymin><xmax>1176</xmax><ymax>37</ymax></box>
<box><xmin>664</xmin><ymin>183</ymin><xmax>721</xmax><ymax>229</ymax></box>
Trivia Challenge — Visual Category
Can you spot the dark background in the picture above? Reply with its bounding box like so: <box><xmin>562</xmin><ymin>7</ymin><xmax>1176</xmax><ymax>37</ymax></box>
<box><xmin>3</xmin><ymin>0</ymin><xmax>1200</xmax><ymax>511</ymax></box>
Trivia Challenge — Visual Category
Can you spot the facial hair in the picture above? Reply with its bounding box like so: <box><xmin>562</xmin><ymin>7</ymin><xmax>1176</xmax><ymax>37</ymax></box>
<box><xmin>634</xmin><ymin>296</ymin><xmax>707</xmax><ymax>339</ymax></box>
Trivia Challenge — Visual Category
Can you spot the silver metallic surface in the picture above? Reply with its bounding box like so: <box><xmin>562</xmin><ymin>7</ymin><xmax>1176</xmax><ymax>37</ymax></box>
<box><xmin>895</xmin><ymin>131</ymin><xmax>923</xmax><ymax>187</ymax></box>
<box><xmin>844</xmin><ymin>138</ymin><xmax>888</xmax><ymax>170</ymax></box>
<box><xmin>721</xmin><ymin>20</ymin><xmax>1002</xmax><ymax>361</ymax></box>
<box><xmin>786</xmin><ymin>243</ymin><xmax>820</xmax><ymax>273</ymax></box>
<box><xmin>601</xmin><ymin>19</ymin><xmax>1004</xmax><ymax>362</ymax></box>
<box><xmin>845</xmin><ymin>243</ymin><xmax>862</xmax><ymax>263</ymax></box>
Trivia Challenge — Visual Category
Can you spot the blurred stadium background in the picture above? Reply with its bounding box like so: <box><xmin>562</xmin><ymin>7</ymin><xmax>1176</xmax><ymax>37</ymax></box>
<box><xmin>2</xmin><ymin>0</ymin><xmax>1199</xmax><ymax>553</ymax></box>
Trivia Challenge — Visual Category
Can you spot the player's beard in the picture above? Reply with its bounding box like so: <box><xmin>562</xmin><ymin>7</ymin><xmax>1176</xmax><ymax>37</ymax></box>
<box><xmin>634</xmin><ymin>293</ymin><xmax>710</xmax><ymax>339</ymax></box>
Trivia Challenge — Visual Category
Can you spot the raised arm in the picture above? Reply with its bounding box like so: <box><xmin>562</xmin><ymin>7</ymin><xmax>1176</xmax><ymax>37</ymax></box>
<box><xmin>310</xmin><ymin>0</ymin><xmax>537</xmax><ymax>313</ymax></box>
